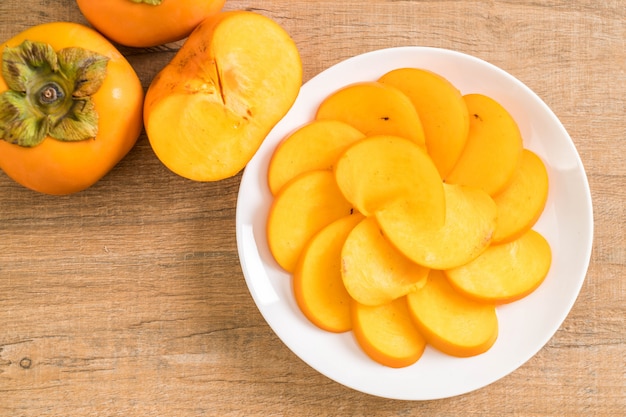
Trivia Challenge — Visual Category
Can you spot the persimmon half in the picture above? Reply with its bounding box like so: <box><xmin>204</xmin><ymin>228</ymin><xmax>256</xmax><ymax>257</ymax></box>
<box><xmin>144</xmin><ymin>11</ymin><xmax>302</xmax><ymax>182</ymax></box>
<box><xmin>0</xmin><ymin>22</ymin><xmax>144</xmax><ymax>195</ymax></box>
<box><xmin>76</xmin><ymin>0</ymin><xmax>226</xmax><ymax>48</ymax></box>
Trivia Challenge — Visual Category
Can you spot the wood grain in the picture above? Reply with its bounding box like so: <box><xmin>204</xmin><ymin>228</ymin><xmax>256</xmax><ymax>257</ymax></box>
<box><xmin>0</xmin><ymin>1</ymin><xmax>624</xmax><ymax>415</ymax></box>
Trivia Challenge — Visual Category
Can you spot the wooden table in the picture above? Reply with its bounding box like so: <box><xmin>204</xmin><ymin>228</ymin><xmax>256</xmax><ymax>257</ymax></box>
<box><xmin>0</xmin><ymin>1</ymin><xmax>624</xmax><ymax>415</ymax></box>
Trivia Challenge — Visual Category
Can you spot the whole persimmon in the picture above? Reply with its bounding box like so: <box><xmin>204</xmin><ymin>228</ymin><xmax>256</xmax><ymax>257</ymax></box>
<box><xmin>0</xmin><ymin>22</ymin><xmax>144</xmax><ymax>195</ymax></box>
<box><xmin>76</xmin><ymin>0</ymin><xmax>226</xmax><ymax>48</ymax></box>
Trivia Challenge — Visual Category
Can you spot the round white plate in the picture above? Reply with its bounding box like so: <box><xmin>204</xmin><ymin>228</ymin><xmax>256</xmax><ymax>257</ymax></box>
<box><xmin>235</xmin><ymin>47</ymin><xmax>593</xmax><ymax>400</ymax></box>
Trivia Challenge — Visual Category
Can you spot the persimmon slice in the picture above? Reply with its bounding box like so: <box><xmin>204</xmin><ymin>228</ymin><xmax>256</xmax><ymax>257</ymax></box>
<box><xmin>267</xmin><ymin>120</ymin><xmax>365</xmax><ymax>195</ymax></box>
<box><xmin>492</xmin><ymin>149</ymin><xmax>549</xmax><ymax>243</ymax></box>
<box><xmin>445</xmin><ymin>93</ymin><xmax>523</xmax><ymax>196</ymax></box>
<box><xmin>293</xmin><ymin>214</ymin><xmax>364</xmax><ymax>332</ymax></box>
<box><xmin>267</xmin><ymin>170</ymin><xmax>354</xmax><ymax>273</ymax></box>
<box><xmin>352</xmin><ymin>297</ymin><xmax>426</xmax><ymax>368</ymax></box>
<box><xmin>445</xmin><ymin>229</ymin><xmax>552</xmax><ymax>304</ymax></box>
<box><xmin>406</xmin><ymin>270</ymin><xmax>498</xmax><ymax>357</ymax></box>
<box><xmin>376</xmin><ymin>183</ymin><xmax>497</xmax><ymax>270</ymax></box>
<box><xmin>315</xmin><ymin>82</ymin><xmax>426</xmax><ymax>147</ymax></box>
<box><xmin>341</xmin><ymin>217</ymin><xmax>429</xmax><ymax>306</ymax></box>
<box><xmin>334</xmin><ymin>135</ymin><xmax>445</xmax><ymax>220</ymax></box>
<box><xmin>379</xmin><ymin>68</ymin><xmax>469</xmax><ymax>179</ymax></box>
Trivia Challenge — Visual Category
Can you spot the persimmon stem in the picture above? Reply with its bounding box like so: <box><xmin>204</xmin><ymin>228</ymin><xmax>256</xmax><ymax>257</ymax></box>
<box><xmin>0</xmin><ymin>40</ymin><xmax>109</xmax><ymax>147</ymax></box>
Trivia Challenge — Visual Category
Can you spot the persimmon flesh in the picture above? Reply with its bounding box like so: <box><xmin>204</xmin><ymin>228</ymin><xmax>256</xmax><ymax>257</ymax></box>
<box><xmin>352</xmin><ymin>297</ymin><xmax>426</xmax><ymax>368</ymax></box>
<box><xmin>406</xmin><ymin>270</ymin><xmax>498</xmax><ymax>357</ymax></box>
<box><xmin>492</xmin><ymin>149</ymin><xmax>549</xmax><ymax>243</ymax></box>
<box><xmin>379</xmin><ymin>68</ymin><xmax>469</xmax><ymax>179</ymax></box>
<box><xmin>315</xmin><ymin>82</ymin><xmax>426</xmax><ymax>147</ymax></box>
<box><xmin>334</xmin><ymin>135</ymin><xmax>445</xmax><ymax>219</ymax></box>
<box><xmin>445</xmin><ymin>229</ymin><xmax>552</xmax><ymax>304</ymax></box>
<box><xmin>267</xmin><ymin>120</ymin><xmax>364</xmax><ymax>195</ymax></box>
<box><xmin>445</xmin><ymin>93</ymin><xmax>523</xmax><ymax>196</ymax></box>
<box><xmin>293</xmin><ymin>214</ymin><xmax>364</xmax><ymax>333</ymax></box>
<box><xmin>266</xmin><ymin>170</ymin><xmax>354</xmax><ymax>273</ymax></box>
<box><xmin>376</xmin><ymin>183</ymin><xmax>497</xmax><ymax>270</ymax></box>
<box><xmin>341</xmin><ymin>217</ymin><xmax>429</xmax><ymax>306</ymax></box>
<box><xmin>144</xmin><ymin>11</ymin><xmax>302</xmax><ymax>182</ymax></box>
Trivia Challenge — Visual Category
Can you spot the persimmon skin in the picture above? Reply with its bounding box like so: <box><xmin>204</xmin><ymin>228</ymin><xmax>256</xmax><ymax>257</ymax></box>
<box><xmin>76</xmin><ymin>0</ymin><xmax>226</xmax><ymax>48</ymax></box>
<box><xmin>0</xmin><ymin>22</ymin><xmax>144</xmax><ymax>195</ymax></box>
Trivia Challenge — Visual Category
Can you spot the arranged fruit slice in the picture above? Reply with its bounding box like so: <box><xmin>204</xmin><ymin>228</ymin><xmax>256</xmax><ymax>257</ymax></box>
<box><xmin>406</xmin><ymin>270</ymin><xmax>498</xmax><ymax>357</ymax></box>
<box><xmin>267</xmin><ymin>120</ymin><xmax>365</xmax><ymax>195</ymax></box>
<box><xmin>445</xmin><ymin>229</ymin><xmax>552</xmax><ymax>304</ymax></box>
<box><xmin>492</xmin><ymin>149</ymin><xmax>549</xmax><ymax>243</ymax></box>
<box><xmin>341</xmin><ymin>217</ymin><xmax>429</xmax><ymax>306</ymax></box>
<box><xmin>293</xmin><ymin>213</ymin><xmax>364</xmax><ymax>333</ymax></box>
<box><xmin>378</xmin><ymin>68</ymin><xmax>469</xmax><ymax>179</ymax></box>
<box><xmin>267</xmin><ymin>170</ymin><xmax>354</xmax><ymax>273</ymax></box>
<box><xmin>376</xmin><ymin>183</ymin><xmax>497</xmax><ymax>270</ymax></box>
<box><xmin>315</xmin><ymin>82</ymin><xmax>426</xmax><ymax>147</ymax></box>
<box><xmin>334</xmin><ymin>135</ymin><xmax>445</xmax><ymax>220</ymax></box>
<box><xmin>144</xmin><ymin>11</ymin><xmax>302</xmax><ymax>181</ymax></box>
<box><xmin>445</xmin><ymin>93</ymin><xmax>523</xmax><ymax>196</ymax></box>
<box><xmin>352</xmin><ymin>297</ymin><xmax>427</xmax><ymax>368</ymax></box>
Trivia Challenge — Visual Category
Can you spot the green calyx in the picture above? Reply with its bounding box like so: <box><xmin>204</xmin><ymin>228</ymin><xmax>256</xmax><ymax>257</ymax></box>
<box><xmin>130</xmin><ymin>0</ymin><xmax>162</xmax><ymax>5</ymax></box>
<box><xmin>0</xmin><ymin>40</ymin><xmax>109</xmax><ymax>147</ymax></box>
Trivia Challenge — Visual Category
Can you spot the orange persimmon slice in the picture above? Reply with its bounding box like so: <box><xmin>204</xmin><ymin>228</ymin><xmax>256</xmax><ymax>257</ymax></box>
<box><xmin>334</xmin><ymin>135</ymin><xmax>445</xmax><ymax>220</ymax></box>
<box><xmin>352</xmin><ymin>297</ymin><xmax>427</xmax><ymax>368</ymax></box>
<box><xmin>445</xmin><ymin>93</ymin><xmax>523</xmax><ymax>196</ymax></box>
<box><xmin>315</xmin><ymin>82</ymin><xmax>426</xmax><ymax>147</ymax></box>
<box><xmin>293</xmin><ymin>213</ymin><xmax>364</xmax><ymax>332</ymax></box>
<box><xmin>445</xmin><ymin>229</ymin><xmax>552</xmax><ymax>304</ymax></box>
<box><xmin>376</xmin><ymin>183</ymin><xmax>497</xmax><ymax>270</ymax></box>
<box><xmin>267</xmin><ymin>170</ymin><xmax>354</xmax><ymax>273</ymax></box>
<box><xmin>341</xmin><ymin>217</ymin><xmax>429</xmax><ymax>306</ymax></box>
<box><xmin>492</xmin><ymin>149</ymin><xmax>549</xmax><ymax>243</ymax></box>
<box><xmin>267</xmin><ymin>120</ymin><xmax>365</xmax><ymax>195</ymax></box>
<box><xmin>379</xmin><ymin>68</ymin><xmax>469</xmax><ymax>179</ymax></box>
<box><xmin>406</xmin><ymin>269</ymin><xmax>498</xmax><ymax>357</ymax></box>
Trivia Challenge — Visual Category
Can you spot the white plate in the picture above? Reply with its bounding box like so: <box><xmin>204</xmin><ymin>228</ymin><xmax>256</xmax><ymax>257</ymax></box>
<box><xmin>235</xmin><ymin>47</ymin><xmax>593</xmax><ymax>400</ymax></box>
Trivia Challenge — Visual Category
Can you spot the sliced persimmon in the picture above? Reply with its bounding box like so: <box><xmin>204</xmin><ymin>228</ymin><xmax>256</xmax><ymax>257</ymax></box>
<box><xmin>406</xmin><ymin>269</ymin><xmax>498</xmax><ymax>357</ymax></box>
<box><xmin>445</xmin><ymin>229</ymin><xmax>552</xmax><ymax>304</ymax></box>
<box><xmin>315</xmin><ymin>82</ymin><xmax>426</xmax><ymax>147</ymax></box>
<box><xmin>266</xmin><ymin>170</ymin><xmax>354</xmax><ymax>273</ymax></box>
<box><xmin>378</xmin><ymin>68</ymin><xmax>469</xmax><ymax>179</ymax></box>
<box><xmin>445</xmin><ymin>93</ymin><xmax>523</xmax><ymax>196</ymax></box>
<box><xmin>352</xmin><ymin>297</ymin><xmax>426</xmax><ymax>368</ymax></box>
<box><xmin>334</xmin><ymin>135</ymin><xmax>445</xmax><ymax>220</ymax></box>
<box><xmin>492</xmin><ymin>149</ymin><xmax>549</xmax><ymax>243</ymax></box>
<box><xmin>267</xmin><ymin>120</ymin><xmax>365</xmax><ymax>195</ymax></box>
<box><xmin>293</xmin><ymin>214</ymin><xmax>364</xmax><ymax>333</ymax></box>
<box><xmin>376</xmin><ymin>183</ymin><xmax>497</xmax><ymax>270</ymax></box>
<box><xmin>341</xmin><ymin>217</ymin><xmax>429</xmax><ymax>306</ymax></box>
